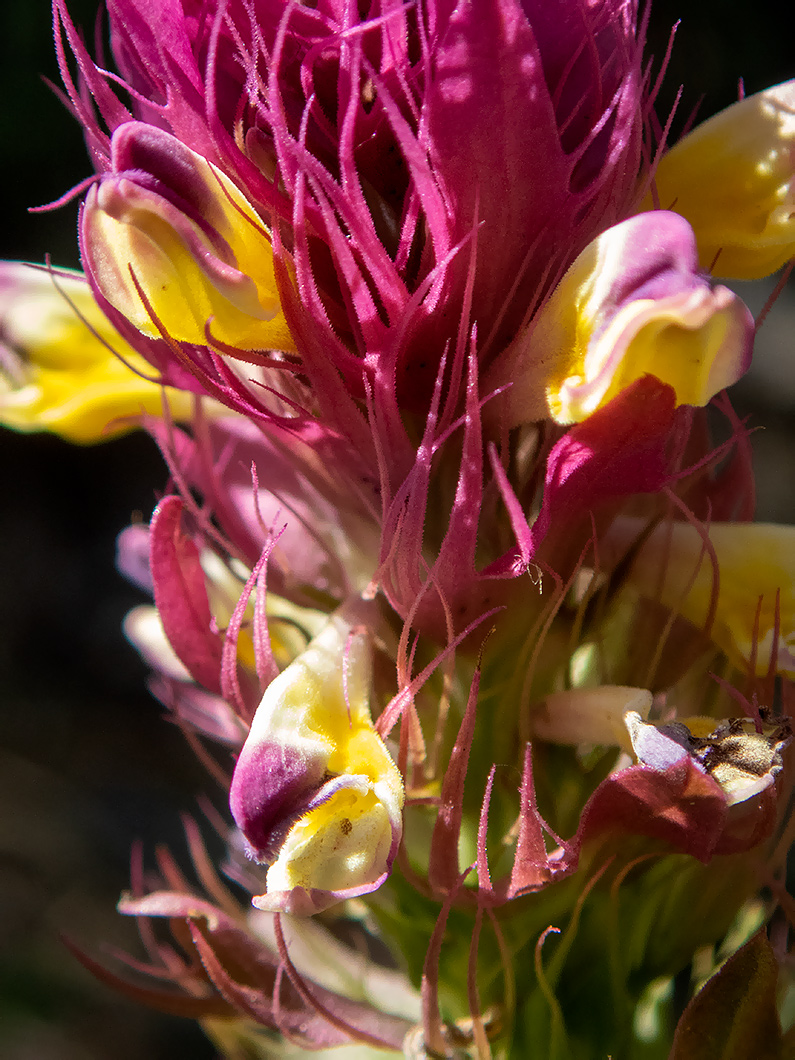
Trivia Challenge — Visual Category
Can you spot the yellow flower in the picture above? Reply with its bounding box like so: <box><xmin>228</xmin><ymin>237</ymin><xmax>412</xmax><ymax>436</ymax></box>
<box><xmin>625</xmin><ymin>521</ymin><xmax>795</xmax><ymax>677</ymax></box>
<box><xmin>649</xmin><ymin>80</ymin><xmax>795</xmax><ymax>279</ymax></box>
<box><xmin>486</xmin><ymin>212</ymin><xmax>751</xmax><ymax>427</ymax></box>
<box><xmin>229</xmin><ymin>606</ymin><xmax>404</xmax><ymax>915</ymax></box>
<box><xmin>82</xmin><ymin>123</ymin><xmax>295</xmax><ymax>352</ymax></box>
<box><xmin>0</xmin><ymin>263</ymin><xmax>191</xmax><ymax>442</ymax></box>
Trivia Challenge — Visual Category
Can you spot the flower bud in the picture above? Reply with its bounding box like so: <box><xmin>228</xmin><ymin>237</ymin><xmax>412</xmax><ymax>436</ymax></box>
<box><xmin>531</xmin><ymin>685</ymin><xmax>652</xmax><ymax>751</ymax></box>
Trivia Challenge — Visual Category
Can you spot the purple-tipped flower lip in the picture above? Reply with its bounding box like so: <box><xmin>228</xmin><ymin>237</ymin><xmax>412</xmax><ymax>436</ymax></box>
<box><xmin>111</xmin><ymin>124</ymin><xmax>217</xmax><ymax>216</ymax></box>
<box><xmin>230</xmin><ymin>741</ymin><xmax>328</xmax><ymax>865</ymax></box>
<box><xmin>86</xmin><ymin>123</ymin><xmax>257</xmax><ymax>304</ymax></box>
<box><xmin>91</xmin><ymin>173</ymin><xmax>238</xmax><ymax>279</ymax></box>
<box><xmin>230</xmin><ymin>745</ymin><xmax>375</xmax><ymax>866</ymax></box>
<box><xmin>226</xmin><ymin>610</ymin><xmax>404</xmax><ymax>914</ymax></box>
<box><xmin>488</xmin><ymin>211</ymin><xmax>755</xmax><ymax>426</ymax></box>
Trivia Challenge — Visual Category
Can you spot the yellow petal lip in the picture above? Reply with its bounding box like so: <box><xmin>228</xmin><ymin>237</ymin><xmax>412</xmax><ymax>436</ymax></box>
<box><xmin>648</xmin><ymin>80</ymin><xmax>795</xmax><ymax>279</ymax></box>
<box><xmin>620</xmin><ymin>519</ymin><xmax>795</xmax><ymax>677</ymax></box>
<box><xmin>546</xmin><ymin>282</ymin><xmax>749</xmax><ymax>424</ymax></box>
<box><xmin>486</xmin><ymin>212</ymin><xmax>753</xmax><ymax>427</ymax></box>
<box><xmin>0</xmin><ymin>262</ymin><xmax>192</xmax><ymax>443</ymax></box>
<box><xmin>82</xmin><ymin>122</ymin><xmax>295</xmax><ymax>354</ymax></box>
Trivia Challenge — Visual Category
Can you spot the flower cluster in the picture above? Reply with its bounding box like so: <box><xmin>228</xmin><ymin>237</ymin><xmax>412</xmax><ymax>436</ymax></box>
<box><xmin>3</xmin><ymin>1</ymin><xmax>795</xmax><ymax>1056</ymax></box>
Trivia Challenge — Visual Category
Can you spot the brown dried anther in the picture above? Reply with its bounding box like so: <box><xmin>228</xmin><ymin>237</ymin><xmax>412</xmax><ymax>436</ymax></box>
<box><xmin>625</xmin><ymin>709</ymin><xmax>792</xmax><ymax>806</ymax></box>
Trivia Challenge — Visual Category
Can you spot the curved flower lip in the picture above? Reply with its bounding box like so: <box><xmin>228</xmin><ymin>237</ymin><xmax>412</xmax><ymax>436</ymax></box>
<box><xmin>81</xmin><ymin>122</ymin><xmax>294</xmax><ymax>353</ymax></box>
<box><xmin>0</xmin><ymin>262</ymin><xmax>191</xmax><ymax>442</ymax></box>
<box><xmin>486</xmin><ymin>211</ymin><xmax>753</xmax><ymax>427</ymax></box>
<box><xmin>624</xmin><ymin>710</ymin><xmax>702</xmax><ymax>771</ymax></box>
<box><xmin>252</xmin><ymin>878</ymin><xmax>392</xmax><ymax>918</ymax></box>
<box><xmin>649</xmin><ymin>79</ymin><xmax>795</xmax><ymax>279</ymax></box>
<box><xmin>230</xmin><ymin>606</ymin><xmax>404</xmax><ymax>916</ymax></box>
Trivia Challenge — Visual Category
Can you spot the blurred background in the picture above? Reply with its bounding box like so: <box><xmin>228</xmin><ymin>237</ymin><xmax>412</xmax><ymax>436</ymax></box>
<box><xmin>1</xmin><ymin>1</ymin><xmax>794</xmax><ymax>1057</ymax></box>
<box><xmin>1</xmin><ymin>2</ymin><xmax>220</xmax><ymax>1055</ymax></box>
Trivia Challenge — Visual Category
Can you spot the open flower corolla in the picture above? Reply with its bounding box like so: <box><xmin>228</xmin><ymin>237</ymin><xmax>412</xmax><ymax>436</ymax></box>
<box><xmin>230</xmin><ymin>606</ymin><xmax>404</xmax><ymax>916</ymax></box>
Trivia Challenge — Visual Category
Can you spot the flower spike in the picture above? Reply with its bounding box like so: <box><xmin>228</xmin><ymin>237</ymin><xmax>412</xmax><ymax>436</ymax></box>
<box><xmin>9</xmin><ymin>1</ymin><xmax>795</xmax><ymax>1055</ymax></box>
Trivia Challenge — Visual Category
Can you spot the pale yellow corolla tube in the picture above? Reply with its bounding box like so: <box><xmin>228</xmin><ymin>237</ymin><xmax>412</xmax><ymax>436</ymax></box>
<box><xmin>486</xmin><ymin>212</ymin><xmax>753</xmax><ymax>427</ymax></box>
<box><xmin>649</xmin><ymin>80</ymin><xmax>795</xmax><ymax>279</ymax></box>
<box><xmin>229</xmin><ymin>606</ymin><xmax>404</xmax><ymax>915</ymax></box>
<box><xmin>624</xmin><ymin>520</ymin><xmax>795</xmax><ymax>677</ymax></box>
<box><xmin>82</xmin><ymin>122</ymin><xmax>295</xmax><ymax>353</ymax></box>
<box><xmin>0</xmin><ymin>263</ymin><xmax>191</xmax><ymax>442</ymax></box>
<box><xmin>530</xmin><ymin>685</ymin><xmax>653</xmax><ymax>752</ymax></box>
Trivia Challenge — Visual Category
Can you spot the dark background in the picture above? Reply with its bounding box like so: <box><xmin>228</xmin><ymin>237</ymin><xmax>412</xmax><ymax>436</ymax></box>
<box><xmin>1</xmin><ymin>2</ymin><xmax>220</xmax><ymax>1056</ymax></box>
<box><xmin>1</xmin><ymin>2</ymin><xmax>794</xmax><ymax>1057</ymax></box>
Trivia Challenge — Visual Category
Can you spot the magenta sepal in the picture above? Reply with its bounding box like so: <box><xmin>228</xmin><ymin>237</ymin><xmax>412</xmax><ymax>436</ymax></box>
<box><xmin>498</xmin><ymin>754</ymin><xmax>727</xmax><ymax>903</ymax></box>
<box><xmin>494</xmin><ymin>743</ymin><xmax>779</xmax><ymax>905</ymax></box>
<box><xmin>485</xmin><ymin>375</ymin><xmax>678</xmax><ymax>578</ymax></box>
<box><xmin>113</xmin><ymin>891</ymin><xmax>412</xmax><ymax>1049</ymax></box>
<box><xmin>149</xmin><ymin>495</ymin><xmax>225</xmax><ymax>695</ymax></box>
<box><xmin>530</xmin><ymin>375</ymin><xmax>678</xmax><ymax>554</ymax></box>
<box><xmin>573</xmin><ymin>757</ymin><xmax>728</xmax><ymax>863</ymax></box>
<box><xmin>422</xmin><ymin>0</ymin><xmax>644</xmax><ymax>350</ymax></box>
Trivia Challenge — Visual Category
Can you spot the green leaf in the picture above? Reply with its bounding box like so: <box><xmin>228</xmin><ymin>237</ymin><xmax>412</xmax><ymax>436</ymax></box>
<box><xmin>669</xmin><ymin>930</ymin><xmax>782</xmax><ymax>1060</ymax></box>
